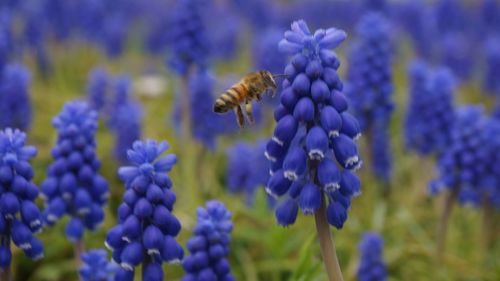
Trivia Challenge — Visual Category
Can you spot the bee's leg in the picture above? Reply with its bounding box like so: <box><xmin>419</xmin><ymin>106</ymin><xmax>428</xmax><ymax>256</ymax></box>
<box><xmin>234</xmin><ymin>105</ymin><xmax>245</xmax><ymax>128</ymax></box>
<box><xmin>270</xmin><ymin>87</ymin><xmax>277</xmax><ymax>98</ymax></box>
<box><xmin>256</xmin><ymin>93</ymin><xmax>262</xmax><ymax>101</ymax></box>
<box><xmin>245</xmin><ymin>101</ymin><xmax>254</xmax><ymax>124</ymax></box>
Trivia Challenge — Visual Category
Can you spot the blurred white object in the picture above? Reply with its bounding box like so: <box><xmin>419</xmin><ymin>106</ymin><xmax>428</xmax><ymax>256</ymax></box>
<box><xmin>135</xmin><ymin>74</ymin><xmax>167</xmax><ymax>98</ymax></box>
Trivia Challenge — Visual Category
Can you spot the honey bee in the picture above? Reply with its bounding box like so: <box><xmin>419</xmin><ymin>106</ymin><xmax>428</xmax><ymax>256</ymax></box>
<box><xmin>213</xmin><ymin>70</ymin><xmax>283</xmax><ymax>128</ymax></box>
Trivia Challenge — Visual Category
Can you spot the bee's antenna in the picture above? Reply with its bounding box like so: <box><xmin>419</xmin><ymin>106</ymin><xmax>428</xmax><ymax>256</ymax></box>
<box><xmin>272</xmin><ymin>74</ymin><xmax>288</xmax><ymax>78</ymax></box>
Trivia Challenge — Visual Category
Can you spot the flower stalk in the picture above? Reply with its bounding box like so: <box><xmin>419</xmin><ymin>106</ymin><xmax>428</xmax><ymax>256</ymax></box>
<box><xmin>314</xmin><ymin>195</ymin><xmax>344</xmax><ymax>281</ymax></box>
<box><xmin>436</xmin><ymin>188</ymin><xmax>458</xmax><ymax>261</ymax></box>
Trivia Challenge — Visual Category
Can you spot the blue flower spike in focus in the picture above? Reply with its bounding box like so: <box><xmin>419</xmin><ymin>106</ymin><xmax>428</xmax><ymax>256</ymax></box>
<box><xmin>106</xmin><ymin>140</ymin><xmax>183</xmax><ymax>281</ymax></box>
<box><xmin>265</xmin><ymin>20</ymin><xmax>362</xmax><ymax>281</ymax></box>
<box><xmin>40</xmin><ymin>101</ymin><xmax>108</xmax><ymax>261</ymax></box>
<box><xmin>357</xmin><ymin>233</ymin><xmax>387</xmax><ymax>281</ymax></box>
<box><xmin>0</xmin><ymin>128</ymin><xmax>43</xmax><ymax>278</ymax></box>
<box><xmin>79</xmin><ymin>249</ymin><xmax>118</xmax><ymax>281</ymax></box>
<box><xmin>182</xmin><ymin>200</ymin><xmax>234</xmax><ymax>281</ymax></box>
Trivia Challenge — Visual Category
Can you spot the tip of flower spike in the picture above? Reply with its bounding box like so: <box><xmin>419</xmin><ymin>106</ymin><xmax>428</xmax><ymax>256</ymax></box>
<box><xmin>280</xmin><ymin>20</ymin><xmax>346</xmax><ymax>57</ymax></box>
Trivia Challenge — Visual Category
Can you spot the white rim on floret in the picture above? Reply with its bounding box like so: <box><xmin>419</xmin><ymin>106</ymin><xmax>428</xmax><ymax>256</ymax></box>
<box><xmin>284</xmin><ymin>170</ymin><xmax>298</xmax><ymax>181</ymax></box>
<box><xmin>264</xmin><ymin>151</ymin><xmax>277</xmax><ymax>162</ymax></box>
<box><xmin>272</xmin><ymin>137</ymin><xmax>284</xmax><ymax>146</ymax></box>
<box><xmin>329</xmin><ymin>131</ymin><xmax>340</xmax><ymax>138</ymax></box>
<box><xmin>308</xmin><ymin>150</ymin><xmax>324</xmax><ymax>160</ymax></box>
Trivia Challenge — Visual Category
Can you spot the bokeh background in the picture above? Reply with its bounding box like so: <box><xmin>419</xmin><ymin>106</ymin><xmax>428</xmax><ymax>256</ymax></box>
<box><xmin>0</xmin><ymin>0</ymin><xmax>499</xmax><ymax>280</ymax></box>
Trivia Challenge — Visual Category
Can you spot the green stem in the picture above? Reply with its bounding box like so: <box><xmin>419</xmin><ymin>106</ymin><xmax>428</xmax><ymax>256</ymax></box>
<box><xmin>481</xmin><ymin>197</ymin><xmax>493</xmax><ymax>260</ymax></box>
<box><xmin>180</xmin><ymin>70</ymin><xmax>192</xmax><ymax>143</ymax></box>
<box><xmin>314</xmin><ymin>195</ymin><xmax>344</xmax><ymax>281</ymax></box>
<box><xmin>74</xmin><ymin>240</ymin><xmax>84</xmax><ymax>268</ymax></box>
<box><xmin>436</xmin><ymin>189</ymin><xmax>457</xmax><ymax>261</ymax></box>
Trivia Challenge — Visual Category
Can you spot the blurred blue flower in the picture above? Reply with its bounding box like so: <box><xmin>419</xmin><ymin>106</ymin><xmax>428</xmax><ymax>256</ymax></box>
<box><xmin>41</xmin><ymin>101</ymin><xmax>108</xmax><ymax>242</ymax></box>
<box><xmin>347</xmin><ymin>13</ymin><xmax>393</xmax><ymax>183</ymax></box>
<box><xmin>226</xmin><ymin>139</ymin><xmax>270</xmax><ymax>206</ymax></box>
<box><xmin>0</xmin><ymin>128</ymin><xmax>43</xmax><ymax>268</ymax></box>
<box><xmin>86</xmin><ymin>67</ymin><xmax>109</xmax><ymax>111</ymax></box>
<box><xmin>43</xmin><ymin>0</ymin><xmax>78</xmax><ymax>41</ymax></box>
<box><xmin>99</xmin><ymin>14</ymin><xmax>128</xmax><ymax>58</ymax></box>
<box><xmin>357</xmin><ymin>232</ymin><xmax>387</xmax><ymax>281</ymax></box>
<box><xmin>78</xmin><ymin>0</ymin><xmax>106</xmax><ymax>43</ymax></box>
<box><xmin>207</xmin><ymin>3</ymin><xmax>240</xmax><ymax>61</ymax></box>
<box><xmin>79</xmin><ymin>249</ymin><xmax>118</xmax><ymax>281</ymax></box>
<box><xmin>142</xmin><ymin>0</ymin><xmax>172</xmax><ymax>55</ymax></box>
<box><xmin>0</xmin><ymin>63</ymin><xmax>32</xmax><ymax>131</ymax></box>
<box><xmin>437</xmin><ymin>32</ymin><xmax>474</xmax><ymax>81</ymax></box>
<box><xmin>172</xmin><ymin>70</ymin><xmax>234</xmax><ymax>149</ymax></box>
<box><xmin>112</xmin><ymin>101</ymin><xmax>142</xmax><ymax>164</ymax></box>
<box><xmin>479</xmin><ymin>0</ymin><xmax>500</xmax><ymax>35</ymax></box>
<box><xmin>231</xmin><ymin>0</ymin><xmax>273</xmax><ymax>31</ymax></box>
<box><xmin>395</xmin><ymin>0</ymin><xmax>436</xmax><ymax>59</ymax></box>
<box><xmin>0</xmin><ymin>9</ymin><xmax>13</xmax><ymax>72</ymax></box>
<box><xmin>106</xmin><ymin>140</ymin><xmax>183</xmax><ymax>276</ymax></box>
<box><xmin>108</xmin><ymin>74</ymin><xmax>132</xmax><ymax>128</ymax></box>
<box><xmin>434</xmin><ymin>0</ymin><xmax>466</xmax><ymax>34</ymax></box>
<box><xmin>483</xmin><ymin>36</ymin><xmax>500</xmax><ymax>95</ymax></box>
<box><xmin>168</xmin><ymin>0</ymin><xmax>209</xmax><ymax>75</ymax></box>
<box><xmin>266</xmin><ymin>20</ymin><xmax>362</xmax><ymax>229</ymax></box>
<box><xmin>252</xmin><ymin>28</ymin><xmax>286</xmax><ymax>104</ymax></box>
<box><xmin>405</xmin><ymin>61</ymin><xmax>456</xmax><ymax>155</ymax></box>
<box><xmin>430</xmin><ymin>106</ymin><xmax>491</xmax><ymax>205</ymax></box>
<box><xmin>182</xmin><ymin>200</ymin><xmax>234</xmax><ymax>281</ymax></box>
<box><xmin>458</xmin><ymin>116</ymin><xmax>500</xmax><ymax>208</ymax></box>
<box><xmin>22</xmin><ymin>2</ymin><xmax>51</xmax><ymax>77</ymax></box>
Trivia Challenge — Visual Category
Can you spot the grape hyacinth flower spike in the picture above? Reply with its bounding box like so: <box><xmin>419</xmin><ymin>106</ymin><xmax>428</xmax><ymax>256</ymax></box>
<box><xmin>79</xmin><ymin>249</ymin><xmax>118</xmax><ymax>281</ymax></box>
<box><xmin>265</xmin><ymin>20</ymin><xmax>362</xmax><ymax>281</ymax></box>
<box><xmin>357</xmin><ymin>233</ymin><xmax>387</xmax><ymax>281</ymax></box>
<box><xmin>0</xmin><ymin>64</ymin><xmax>32</xmax><ymax>131</ymax></box>
<box><xmin>405</xmin><ymin>61</ymin><xmax>456</xmax><ymax>155</ymax></box>
<box><xmin>0</xmin><ymin>129</ymin><xmax>43</xmax><ymax>279</ymax></box>
<box><xmin>106</xmin><ymin>140</ymin><xmax>183</xmax><ymax>281</ymax></box>
<box><xmin>86</xmin><ymin>67</ymin><xmax>109</xmax><ymax>112</ymax></box>
<box><xmin>429</xmin><ymin>106</ymin><xmax>485</xmax><ymax>259</ymax></box>
<box><xmin>182</xmin><ymin>201</ymin><xmax>234</xmax><ymax>281</ymax></box>
<box><xmin>40</xmin><ymin>101</ymin><xmax>108</xmax><ymax>261</ymax></box>
<box><xmin>346</xmin><ymin>12</ymin><xmax>393</xmax><ymax>184</ymax></box>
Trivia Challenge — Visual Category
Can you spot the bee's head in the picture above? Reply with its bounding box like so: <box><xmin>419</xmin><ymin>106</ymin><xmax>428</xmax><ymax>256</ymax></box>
<box><xmin>213</xmin><ymin>99</ymin><xmax>229</xmax><ymax>113</ymax></box>
<box><xmin>261</xmin><ymin>70</ymin><xmax>277</xmax><ymax>89</ymax></box>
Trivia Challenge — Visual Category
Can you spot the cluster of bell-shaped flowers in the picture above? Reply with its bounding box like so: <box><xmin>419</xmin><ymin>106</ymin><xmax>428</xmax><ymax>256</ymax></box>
<box><xmin>0</xmin><ymin>63</ymin><xmax>32</xmax><ymax>131</ymax></box>
<box><xmin>357</xmin><ymin>232</ymin><xmax>387</xmax><ymax>281</ymax></box>
<box><xmin>0</xmin><ymin>128</ymin><xmax>43</xmax><ymax>268</ymax></box>
<box><xmin>168</xmin><ymin>0</ymin><xmax>209</xmax><ymax>75</ymax></box>
<box><xmin>86</xmin><ymin>67</ymin><xmax>109</xmax><ymax>112</ymax></box>
<box><xmin>226</xmin><ymin>139</ymin><xmax>269</xmax><ymax>206</ymax></box>
<box><xmin>105</xmin><ymin>140</ymin><xmax>184</xmax><ymax>281</ymax></box>
<box><xmin>182</xmin><ymin>200</ymin><xmax>234</xmax><ymax>281</ymax></box>
<box><xmin>457</xmin><ymin>115</ymin><xmax>500</xmax><ymax>208</ymax></box>
<box><xmin>346</xmin><ymin>12</ymin><xmax>393</xmax><ymax>183</ymax></box>
<box><xmin>405</xmin><ymin>61</ymin><xmax>456</xmax><ymax>155</ymax></box>
<box><xmin>79</xmin><ymin>249</ymin><xmax>118</xmax><ymax>281</ymax></box>
<box><xmin>430</xmin><ymin>106</ymin><xmax>492</xmax><ymax>204</ymax></box>
<box><xmin>483</xmin><ymin>36</ymin><xmax>500</xmax><ymax>95</ymax></box>
<box><xmin>265</xmin><ymin>20</ymin><xmax>362</xmax><ymax>229</ymax></box>
<box><xmin>40</xmin><ymin>101</ymin><xmax>109</xmax><ymax>242</ymax></box>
